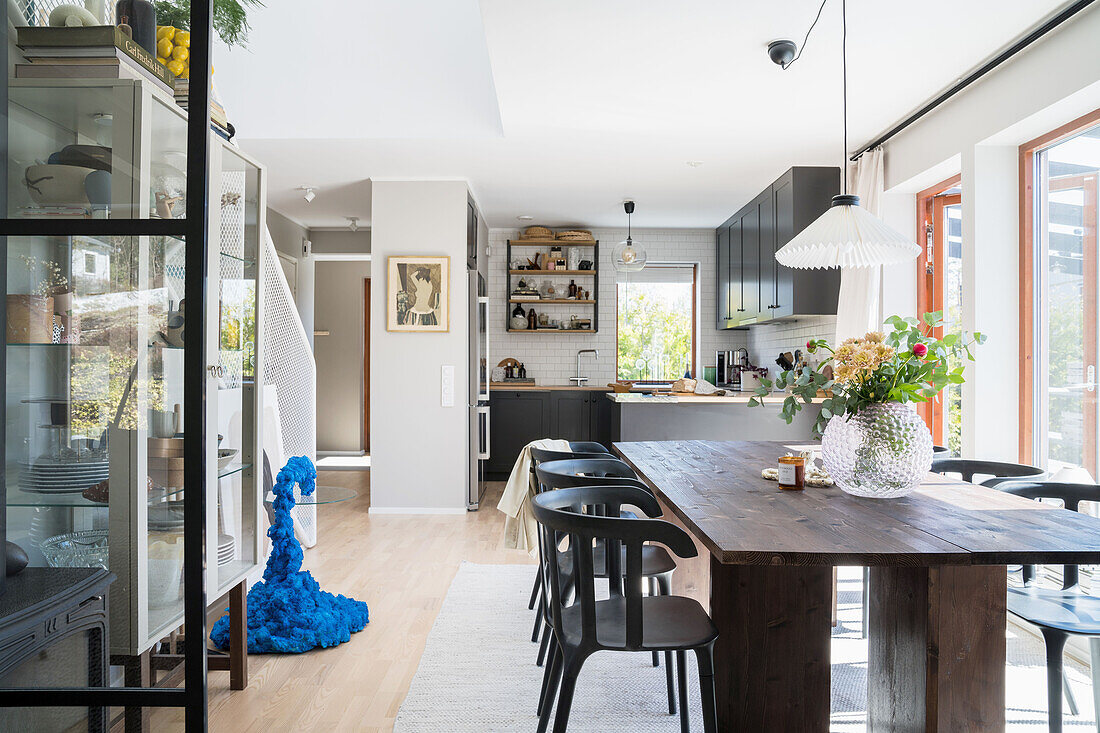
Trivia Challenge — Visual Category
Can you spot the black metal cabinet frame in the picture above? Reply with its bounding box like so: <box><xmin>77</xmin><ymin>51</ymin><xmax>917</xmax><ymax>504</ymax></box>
<box><xmin>0</xmin><ymin>0</ymin><xmax>215</xmax><ymax>728</ymax></box>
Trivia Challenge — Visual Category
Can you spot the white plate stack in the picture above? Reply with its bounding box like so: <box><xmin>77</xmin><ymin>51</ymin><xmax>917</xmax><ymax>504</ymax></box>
<box><xmin>19</xmin><ymin>460</ymin><xmax>109</xmax><ymax>494</ymax></box>
<box><xmin>217</xmin><ymin>533</ymin><xmax>235</xmax><ymax>567</ymax></box>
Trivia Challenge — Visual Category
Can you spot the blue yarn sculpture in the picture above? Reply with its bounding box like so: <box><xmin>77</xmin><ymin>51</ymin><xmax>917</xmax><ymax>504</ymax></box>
<box><xmin>210</xmin><ymin>456</ymin><xmax>369</xmax><ymax>653</ymax></box>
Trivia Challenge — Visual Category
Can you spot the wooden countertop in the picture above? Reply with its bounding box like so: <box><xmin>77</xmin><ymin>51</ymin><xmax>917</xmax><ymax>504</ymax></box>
<box><xmin>606</xmin><ymin>392</ymin><xmax>825</xmax><ymax>404</ymax></box>
<box><xmin>490</xmin><ymin>383</ymin><xmax>611</xmax><ymax>391</ymax></box>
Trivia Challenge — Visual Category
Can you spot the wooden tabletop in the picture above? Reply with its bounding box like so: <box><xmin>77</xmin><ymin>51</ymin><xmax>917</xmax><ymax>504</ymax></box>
<box><xmin>614</xmin><ymin>440</ymin><xmax>1100</xmax><ymax>567</ymax></box>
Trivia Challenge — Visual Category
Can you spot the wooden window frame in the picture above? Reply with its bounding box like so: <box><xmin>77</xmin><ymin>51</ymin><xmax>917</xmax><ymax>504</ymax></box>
<box><xmin>914</xmin><ymin>174</ymin><xmax>962</xmax><ymax>437</ymax></box>
<box><xmin>1018</xmin><ymin>107</ymin><xmax>1100</xmax><ymax>464</ymax></box>
<box><xmin>614</xmin><ymin>263</ymin><xmax>698</xmax><ymax>383</ymax></box>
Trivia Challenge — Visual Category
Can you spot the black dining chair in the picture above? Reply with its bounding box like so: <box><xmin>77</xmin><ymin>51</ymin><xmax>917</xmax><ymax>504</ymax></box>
<box><xmin>526</xmin><ymin>446</ymin><xmax>619</xmax><ymax>620</ymax></box>
<box><xmin>930</xmin><ymin>456</ymin><xmax>1045</xmax><ymax>487</ymax></box>
<box><xmin>532</xmin><ymin>486</ymin><xmax>718</xmax><ymax>733</ymax></box>
<box><xmin>536</xmin><ymin>459</ymin><xmax>678</xmax><ymax>711</ymax></box>
<box><xmin>996</xmin><ymin>480</ymin><xmax>1100</xmax><ymax>733</ymax></box>
<box><xmin>530</xmin><ymin>456</ymin><xmax>654</xmax><ymax>663</ymax></box>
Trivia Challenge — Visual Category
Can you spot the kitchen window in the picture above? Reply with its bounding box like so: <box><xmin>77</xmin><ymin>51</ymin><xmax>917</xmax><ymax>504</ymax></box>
<box><xmin>1021</xmin><ymin>109</ymin><xmax>1100</xmax><ymax>477</ymax></box>
<box><xmin>616</xmin><ymin>264</ymin><xmax>697</xmax><ymax>381</ymax></box>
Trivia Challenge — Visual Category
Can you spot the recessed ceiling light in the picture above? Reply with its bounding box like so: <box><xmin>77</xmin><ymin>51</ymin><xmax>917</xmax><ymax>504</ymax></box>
<box><xmin>686</xmin><ymin>161</ymin><xmax>704</xmax><ymax>168</ymax></box>
<box><xmin>516</xmin><ymin>215</ymin><xmax>534</xmax><ymax>221</ymax></box>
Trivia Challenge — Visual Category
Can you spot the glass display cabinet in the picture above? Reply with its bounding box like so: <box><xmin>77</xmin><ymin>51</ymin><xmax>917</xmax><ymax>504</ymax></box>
<box><xmin>4</xmin><ymin>75</ymin><xmax>264</xmax><ymax>668</ymax></box>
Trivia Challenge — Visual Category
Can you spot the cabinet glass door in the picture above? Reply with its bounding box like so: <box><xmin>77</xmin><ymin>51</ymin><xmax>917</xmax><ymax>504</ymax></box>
<box><xmin>9</xmin><ymin>80</ymin><xmax>187</xmax><ymax>220</ymax></box>
<box><xmin>210</xmin><ymin>145</ymin><xmax>260</xmax><ymax>594</ymax></box>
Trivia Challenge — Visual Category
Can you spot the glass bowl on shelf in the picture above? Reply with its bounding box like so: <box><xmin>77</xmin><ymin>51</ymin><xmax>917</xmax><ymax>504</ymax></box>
<box><xmin>40</xmin><ymin>529</ymin><xmax>109</xmax><ymax>569</ymax></box>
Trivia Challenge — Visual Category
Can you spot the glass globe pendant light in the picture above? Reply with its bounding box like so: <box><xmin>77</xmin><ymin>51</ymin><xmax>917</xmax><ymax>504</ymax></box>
<box><xmin>774</xmin><ymin>0</ymin><xmax>919</xmax><ymax>270</ymax></box>
<box><xmin>613</xmin><ymin>200</ymin><xmax>647</xmax><ymax>273</ymax></box>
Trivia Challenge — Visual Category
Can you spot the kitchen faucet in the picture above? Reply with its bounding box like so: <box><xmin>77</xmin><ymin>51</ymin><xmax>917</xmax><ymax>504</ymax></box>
<box><xmin>570</xmin><ymin>349</ymin><xmax>599</xmax><ymax>386</ymax></box>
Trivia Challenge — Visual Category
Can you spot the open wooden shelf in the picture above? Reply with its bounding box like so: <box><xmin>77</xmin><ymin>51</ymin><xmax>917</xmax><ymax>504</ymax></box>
<box><xmin>508</xmin><ymin>240</ymin><xmax>596</xmax><ymax>246</ymax></box>
<box><xmin>509</xmin><ymin>270</ymin><xmax>595</xmax><ymax>276</ymax></box>
<box><xmin>506</xmin><ymin>240</ymin><xmax>599</xmax><ymax>334</ymax></box>
<box><xmin>507</xmin><ymin>329</ymin><xmax>596</xmax><ymax>334</ymax></box>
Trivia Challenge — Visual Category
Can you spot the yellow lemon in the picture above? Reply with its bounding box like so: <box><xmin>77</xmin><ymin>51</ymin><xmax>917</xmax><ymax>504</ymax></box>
<box><xmin>166</xmin><ymin>59</ymin><xmax>186</xmax><ymax>77</ymax></box>
<box><xmin>181</xmin><ymin>65</ymin><xmax>189</xmax><ymax>79</ymax></box>
<box><xmin>157</xmin><ymin>37</ymin><xmax>174</xmax><ymax>59</ymax></box>
<box><xmin>175</xmin><ymin>31</ymin><xmax>190</xmax><ymax>48</ymax></box>
<box><xmin>170</xmin><ymin>46</ymin><xmax>189</xmax><ymax>62</ymax></box>
<box><xmin>156</xmin><ymin>26</ymin><xmax>175</xmax><ymax>41</ymax></box>
<box><xmin>157</xmin><ymin>56</ymin><xmax>169</xmax><ymax>66</ymax></box>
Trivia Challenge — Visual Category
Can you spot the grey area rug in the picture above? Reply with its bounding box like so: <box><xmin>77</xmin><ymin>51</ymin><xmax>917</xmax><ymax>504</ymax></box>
<box><xmin>395</xmin><ymin>563</ymin><xmax>1098</xmax><ymax>732</ymax></box>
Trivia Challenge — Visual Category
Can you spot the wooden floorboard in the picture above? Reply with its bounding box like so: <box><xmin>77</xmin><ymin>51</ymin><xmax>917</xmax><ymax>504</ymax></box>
<box><xmin>147</xmin><ymin>472</ymin><xmax>528</xmax><ymax>732</ymax></box>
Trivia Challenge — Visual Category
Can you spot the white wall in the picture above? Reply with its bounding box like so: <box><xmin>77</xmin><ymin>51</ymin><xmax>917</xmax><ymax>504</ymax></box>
<box><xmin>488</xmin><ymin>227</ymin><xmax>746</xmax><ymax>385</ymax></box>
<box><xmin>874</xmin><ymin>3</ymin><xmax>1100</xmax><ymax>462</ymax></box>
<box><xmin>369</xmin><ymin>180</ymin><xmax>470</xmax><ymax>512</ymax></box>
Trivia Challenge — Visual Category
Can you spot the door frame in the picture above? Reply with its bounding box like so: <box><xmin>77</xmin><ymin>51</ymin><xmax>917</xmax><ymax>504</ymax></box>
<box><xmin>363</xmin><ymin>278</ymin><xmax>371</xmax><ymax>452</ymax></box>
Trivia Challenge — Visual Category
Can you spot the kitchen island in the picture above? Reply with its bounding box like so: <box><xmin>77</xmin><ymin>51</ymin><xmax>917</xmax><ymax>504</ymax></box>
<box><xmin>607</xmin><ymin>391</ymin><xmax>823</xmax><ymax>442</ymax></box>
<box><xmin>485</xmin><ymin>384</ymin><xmax>823</xmax><ymax>478</ymax></box>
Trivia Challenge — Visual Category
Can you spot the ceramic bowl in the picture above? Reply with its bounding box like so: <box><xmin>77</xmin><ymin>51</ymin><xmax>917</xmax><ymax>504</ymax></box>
<box><xmin>217</xmin><ymin>448</ymin><xmax>238</xmax><ymax>470</ymax></box>
<box><xmin>24</xmin><ymin>164</ymin><xmax>97</xmax><ymax>207</ymax></box>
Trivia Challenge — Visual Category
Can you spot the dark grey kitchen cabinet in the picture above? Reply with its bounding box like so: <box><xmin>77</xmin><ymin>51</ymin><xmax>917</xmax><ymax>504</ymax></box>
<box><xmin>716</xmin><ymin>166</ymin><xmax>841</xmax><ymax>328</ymax></box>
<box><xmin>716</xmin><ymin>224</ymin><xmax>731</xmax><ymax>327</ymax></box>
<box><xmin>551</xmin><ymin>391</ymin><xmax>592</xmax><ymax>442</ymax></box>
<box><xmin>487</xmin><ymin>390</ymin><xmax>613</xmax><ymax>478</ymax></box>
<box><xmin>487</xmin><ymin>390</ymin><xmax>551</xmax><ymax>475</ymax></box>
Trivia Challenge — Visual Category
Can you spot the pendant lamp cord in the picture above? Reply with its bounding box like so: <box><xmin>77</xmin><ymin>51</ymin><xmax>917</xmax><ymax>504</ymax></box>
<box><xmin>842</xmin><ymin>0</ymin><xmax>848</xmax><ymax>195</ymax></box>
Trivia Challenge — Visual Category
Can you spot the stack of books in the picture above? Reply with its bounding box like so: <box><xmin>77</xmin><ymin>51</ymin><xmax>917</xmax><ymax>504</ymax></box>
<box><xmin>15</xmin><ymin>26</ymin><xmax>173</xmax><ymax>96</ymax></box>
<box><xmin>173</xmin><ymin>79</ymin><xmax>232</xmax><ymax>139</ymax></box>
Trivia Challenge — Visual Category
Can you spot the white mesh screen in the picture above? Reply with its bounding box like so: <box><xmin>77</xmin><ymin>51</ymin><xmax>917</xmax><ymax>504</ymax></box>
<box><xmin>262</xmin><ymin>229</ymin><xmax>318</xmax><ymax>546</ymax></box>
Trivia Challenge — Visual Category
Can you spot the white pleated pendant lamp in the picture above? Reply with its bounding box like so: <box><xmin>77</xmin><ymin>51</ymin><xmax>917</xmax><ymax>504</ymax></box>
<box><xmin>773</xmin><ymin>0</ymin><xmax>919</xmax><ymax>270</ymax></box>
<box><xmin>776</xmin><ymin>194</ymin><xmax>920</xmax><ymax>269</ymax></box>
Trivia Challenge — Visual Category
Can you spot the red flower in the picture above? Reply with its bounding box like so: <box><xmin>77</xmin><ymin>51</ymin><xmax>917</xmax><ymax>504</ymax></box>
<box><xmin>912</xmin><ymin>343</ymin><xmax>928</xmax><ymax>358</ymax></box>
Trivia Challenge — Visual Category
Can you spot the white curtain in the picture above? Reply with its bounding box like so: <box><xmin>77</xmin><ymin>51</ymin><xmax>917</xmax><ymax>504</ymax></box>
<box><xmin>834</xmin><ymin>146</ymin><xmax>885</xmax><ymax>341</ymax></box>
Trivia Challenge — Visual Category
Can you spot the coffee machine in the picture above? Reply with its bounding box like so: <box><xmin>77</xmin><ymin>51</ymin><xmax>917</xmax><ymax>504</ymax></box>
<box><xmin>715</xmin><ymin>349</ymin><xmax>749</xmax><ymax>389</ymax></box>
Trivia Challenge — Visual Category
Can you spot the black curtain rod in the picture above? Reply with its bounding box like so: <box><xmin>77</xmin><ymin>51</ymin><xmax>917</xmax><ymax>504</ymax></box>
<box><xmin>851</xmin><ymin>0</ymin><xmax>1097</xmax><ymax>160</ymax></box>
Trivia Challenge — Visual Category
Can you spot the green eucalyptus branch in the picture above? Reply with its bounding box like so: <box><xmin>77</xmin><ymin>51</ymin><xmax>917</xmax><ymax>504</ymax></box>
<box><xmin>747</xmin><ymin>312</ymin><xmax>985</xmax><ymax>440</ymax></box>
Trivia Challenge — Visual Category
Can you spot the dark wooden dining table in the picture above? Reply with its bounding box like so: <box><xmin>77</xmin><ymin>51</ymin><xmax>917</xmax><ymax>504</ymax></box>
<box><xmin>614</xmin><ymin>439</ymin><xmax>1100</xmax><ymax>732</ymax></box>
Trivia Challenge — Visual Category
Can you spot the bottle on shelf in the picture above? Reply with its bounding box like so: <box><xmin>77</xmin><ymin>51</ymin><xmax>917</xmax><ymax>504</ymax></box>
<box><xmin>568</xmin><ymin>280</ymin><xmax>577</xmax><ymax>298</ymax></box>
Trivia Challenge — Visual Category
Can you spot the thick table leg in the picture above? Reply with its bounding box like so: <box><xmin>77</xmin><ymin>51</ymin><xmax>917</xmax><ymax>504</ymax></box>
<box><xmin>869</xmin><ymin>565</ymin><xmax>1007</xmax><ymax>732</ymax></box>
<box><xmin>709</xmin><ymin>558</ymin><xmax>832</xmax><ymax>731</ymax></box>
<box><xmin>123</xmin><ymin>650</ymin><xmax>151</xmax><ymax>733</ymax></box>
<box><xmin>229</xmin><ymin>580</ymin><xmax>248</xmax><ymax>690</ymax></box>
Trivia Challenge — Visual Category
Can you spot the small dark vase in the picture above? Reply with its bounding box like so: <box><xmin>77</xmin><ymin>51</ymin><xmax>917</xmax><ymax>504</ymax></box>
<box><xmin>116</xmin><ymin>0</ymin><xmax>156</xmax><ymax>55</ymax></box>
<box><xmin>6</xmin><ymin>542</ymin><xmax>28</xmax><ymax>577</ymax></box>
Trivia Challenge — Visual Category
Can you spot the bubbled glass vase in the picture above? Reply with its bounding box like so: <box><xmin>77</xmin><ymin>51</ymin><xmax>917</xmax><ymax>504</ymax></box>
<box><xmin>820</xmin><ymin>402</ymin><xmax>933</xmax><ymax>498</ymax></box>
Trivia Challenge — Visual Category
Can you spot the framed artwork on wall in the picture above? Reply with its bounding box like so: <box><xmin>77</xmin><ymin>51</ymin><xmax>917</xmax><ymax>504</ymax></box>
<box><xmin>386</xmin><ymin>255</ymin><xmax>450</xmax><ymax>332</ymax></box>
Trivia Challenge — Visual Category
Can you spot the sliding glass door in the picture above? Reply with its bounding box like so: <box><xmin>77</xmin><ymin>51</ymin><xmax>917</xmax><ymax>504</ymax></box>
<box><xmin>1028</xmin><ymin>119</ymin><xmax>1100</xmax><ymax>477</ymax></box>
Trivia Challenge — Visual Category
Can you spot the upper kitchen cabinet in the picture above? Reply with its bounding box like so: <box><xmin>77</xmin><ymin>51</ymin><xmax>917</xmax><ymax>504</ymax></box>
<box><xmin>717</xmin><ymin>166</ymin><xmax>841</xmax><ymax>328</ymax></box>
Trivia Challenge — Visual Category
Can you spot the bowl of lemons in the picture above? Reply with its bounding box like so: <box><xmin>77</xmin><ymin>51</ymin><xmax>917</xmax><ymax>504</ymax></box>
<box><xmin>155</xmin><ymin>25</ymin><xmax>190</xmax><ymax>79</ymax></box>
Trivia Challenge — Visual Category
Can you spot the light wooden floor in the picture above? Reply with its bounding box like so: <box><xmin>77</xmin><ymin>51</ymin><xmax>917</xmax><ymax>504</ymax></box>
<box><xmin>153</xmin><ymin>472</ymin><xmax>528</xmax><ymax>732</ymax></box>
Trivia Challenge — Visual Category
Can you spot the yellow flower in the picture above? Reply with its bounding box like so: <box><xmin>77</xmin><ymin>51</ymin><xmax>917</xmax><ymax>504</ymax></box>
<box><xmin>864</xmin><ymin>331</ymin><xmax>885</xmax><ymax>343</ymax></box>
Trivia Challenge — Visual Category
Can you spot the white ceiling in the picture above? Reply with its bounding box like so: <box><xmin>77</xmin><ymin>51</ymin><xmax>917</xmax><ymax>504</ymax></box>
<box><xmin>213</xmin><ymin>0</ymin><xmax>1071</xmax><ymax>229</ymax></box>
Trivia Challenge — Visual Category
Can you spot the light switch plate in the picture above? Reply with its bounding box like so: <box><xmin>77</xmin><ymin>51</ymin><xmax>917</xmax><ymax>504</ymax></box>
<box><xmin>441</xmin><ymin>365</ymin><xmax>455</xmax><ymax>407</ymax></box>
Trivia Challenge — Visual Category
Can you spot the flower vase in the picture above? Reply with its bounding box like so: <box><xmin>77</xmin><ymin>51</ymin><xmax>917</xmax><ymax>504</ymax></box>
<box><xmin>820</xmin><ymin>402</ymin><xmax>933</xmax><ymax>498</ymax></box>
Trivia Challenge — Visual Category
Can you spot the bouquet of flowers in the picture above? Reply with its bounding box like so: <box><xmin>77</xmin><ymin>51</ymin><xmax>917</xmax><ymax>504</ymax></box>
<box><xmin>748</xmin><ymin>311</ymin><xmax>985</xmax><ymax>439</ymax></box>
